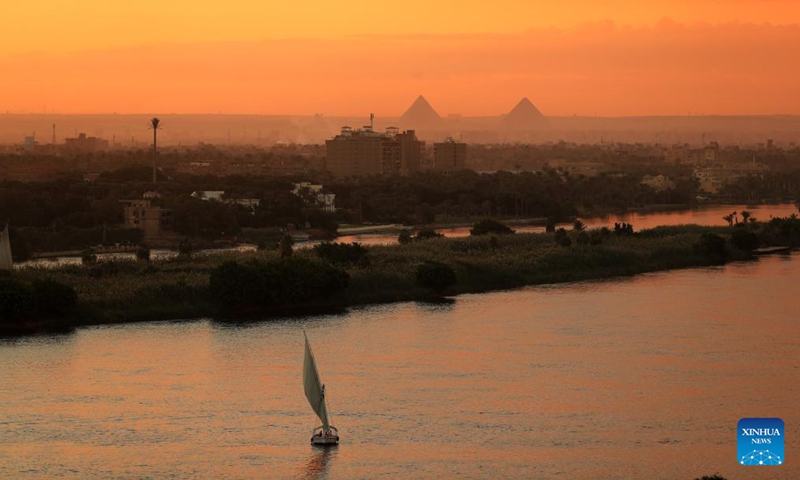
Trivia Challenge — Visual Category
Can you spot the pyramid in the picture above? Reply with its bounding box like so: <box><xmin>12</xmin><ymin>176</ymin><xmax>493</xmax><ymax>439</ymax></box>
<box><xmin>501</xmin><ymin>97</ymin><xmax>548</xmax><ymax>130</ymax></box>
<box><xmin>399</xmin><ymin>95</ymin><xmax>443</xmax><ymax>129</ymax></box>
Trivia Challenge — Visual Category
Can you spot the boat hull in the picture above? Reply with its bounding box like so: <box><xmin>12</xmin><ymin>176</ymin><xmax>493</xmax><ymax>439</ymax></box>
<box><xmin>310</xmin><ymin>435</ymin><xmax>340</xmax><ymax>445</ymax></box>
<box><xmin>310</xmin><ymin>426</ymin><xmax>339</xmax><ymax>445</ymax></box>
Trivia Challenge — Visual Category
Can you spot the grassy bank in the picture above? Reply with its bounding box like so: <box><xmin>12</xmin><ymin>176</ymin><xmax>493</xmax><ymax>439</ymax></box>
<box><xmin>3</xmin><ymin>223</ymin><xmax>764</xmax><ymax>332</ymax></box>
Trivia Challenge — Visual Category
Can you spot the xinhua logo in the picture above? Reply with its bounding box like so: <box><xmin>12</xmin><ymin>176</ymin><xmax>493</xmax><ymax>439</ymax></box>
<box><xmin>738</xmin><ymin>418</ymin><xmax>784</xmax><ymax>466</ymax></box>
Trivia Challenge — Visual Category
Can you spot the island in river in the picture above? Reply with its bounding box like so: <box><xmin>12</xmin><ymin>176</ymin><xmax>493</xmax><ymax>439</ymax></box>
<box><xmin>1</xmin><ymin>220</ymin><xmax>797</xmax><ymax>335</ymax></box>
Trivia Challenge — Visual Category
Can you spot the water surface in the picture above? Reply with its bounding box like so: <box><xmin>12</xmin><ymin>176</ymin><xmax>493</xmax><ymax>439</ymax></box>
<box><xmin>1</xmin><ymin>255</ymin><xmax>798</xmax><ymax>479</ymax></box>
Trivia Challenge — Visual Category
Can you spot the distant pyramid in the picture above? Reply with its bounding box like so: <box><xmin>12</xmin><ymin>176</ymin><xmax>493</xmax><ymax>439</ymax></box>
<box><xmin>501</xmin><ymin>97</ymin><xmax>548</xmax><ymax>130</ymax></box>
<box><xmin>400</xmin><ymin>95</ymin><xmax>443</xmax><ymax>129</ymax></box>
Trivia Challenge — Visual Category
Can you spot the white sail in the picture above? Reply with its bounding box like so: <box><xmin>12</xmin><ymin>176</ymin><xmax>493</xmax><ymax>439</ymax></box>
<box><xmin>0</xmin><ymin>223</ymin><xmax>12</xmax><ymax>271</ymax></box>
<box><xmin>303</xmin><ymin>331</ymin><xmax>330</xmax><ymax>430</ymax></box>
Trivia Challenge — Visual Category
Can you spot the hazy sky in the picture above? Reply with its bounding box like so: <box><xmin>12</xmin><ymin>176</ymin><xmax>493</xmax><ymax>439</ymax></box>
<box><xmin>1</xmin><ymin>0</ymin><xmax>799</xmax><ymax>116</ymax></box>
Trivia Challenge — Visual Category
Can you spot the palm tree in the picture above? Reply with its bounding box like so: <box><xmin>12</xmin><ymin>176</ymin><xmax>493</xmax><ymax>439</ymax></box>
<box><xmin>149</xmin><ymin>117</ymin><xmax>161</xmax><ymax>183</ymax></box>
<box><xmin>740</xmin><ymin>210</ymin><xmax>751</xmax><ymax>224</ymax></box>
<box><xmin>722</xmin><ymin>213</ymin><xmax>734</xmax><ymax>227</ymax></box>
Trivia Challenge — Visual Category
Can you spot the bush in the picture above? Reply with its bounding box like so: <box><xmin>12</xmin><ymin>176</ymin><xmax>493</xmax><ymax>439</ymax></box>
<box><xmin>398</xmin><ymin>230</ymin><xmax>413</xmax><ymax>245</ymax></box>
<box><xmin>415</xmin><ymin>228</ymin><xmax>444</xmax><ymax>241</ymax></box>
<box><xmin>279</xmin><ymin>234</ymin><xmax>294</xmax><ymax>257</ymax></box>
<box><xmin>314</xmin><ymin>242</ymin><xmax>369</xmax><ymax>266</ymax></box>
<box><xmin>30</xmin><ymin>279</ymin><xmax>77</xmax><ymax>318</ymax></box>
<box><xmin>554</xmin><ymin>228</ymin><xmax>571</xmax><ymax>247</ymax></box>
<box><xmin>730</xmin><ymin>228</ymin><xmax>759</xmax><ymax>251</ymax></box>
<box><xmin>210</xmin><ymin>257</ymin><xmax>349</xmax><ymax>310</ymax></box>
<box><xmin>415</xmin><ymin>261</ymin><xmax>457</xmax><ymax>293</ymax></box>
<box><xmin>136</xmin><ymin>245</ymin><xmax>151</xmax><ymax>262</ymax></box>
<box><xmin>81</xmin><ymin>249</ymin><xmax>97</xmax><ymax>265</ymax></box>
<box><xmin>614</xmin><ymin>222</ymin><xmax>635</xmax><ymax>236</ymax></box>
<box><xmin>0</xmin><ymin>276</ymin><xmax>33</xmax><ymax>324</ymax></box>
<box><xmin>178</xmin><ymin>238</ymin><xmax>194</xmax><ymax>257</ymax></box>
<box><xmin>470</xmin><ymin>219</ymin><xmax>515</xmax><ymax>236</ymax></box>
<box><xmin>694</xmin><ymin>233</ymin><xmax>727</xmax><ymax>261</ymax></box>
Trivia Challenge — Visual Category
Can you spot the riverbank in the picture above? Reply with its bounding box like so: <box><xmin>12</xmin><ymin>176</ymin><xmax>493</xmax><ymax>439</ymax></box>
<box><xmin>2</xmin><ymin>223</ymin><xmax>774</xmax><ymax>334</ymax></box>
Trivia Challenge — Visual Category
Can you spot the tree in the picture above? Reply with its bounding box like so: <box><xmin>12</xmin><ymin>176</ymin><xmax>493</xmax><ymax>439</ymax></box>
<box><xmin>397</xmin><ymin>230</ymin><xmax>413</xmax><ymax>245</ymax></box>
<box><xmin>740</xmin><ymin>210</ymin><xmax>751</xmax><ymax>224</ymax></box>
<box><xmin>81</xmin><ymin>249</ymin><xmax>97</xmax><ymax>265</ymax></box>
<box><xmin>280</xmin><ymin>234</ymin><xmax>294</xmax><ymax>257</ymax></box>
<box><xmin>136</xmin><ymin>245</ymin><xmax>151</xmax><ymax>262</ymax></box>
<box><xmin>573</xmin><ymin>219</ymin><xmax>586</xmax><ymax>231</ymax></box>
<box><xmin>554</xmin><ymin>228</ymin><xmax>571</xmax><ymax>247</ymax></box>
<box><xmin>470</xmin><ymin>219</ymin><xmax>514</xmax><ymax>236</ymax></box>
<box><xmin>730</xmin><ymin>228</ymin><xmax>759</xmax><ymax>251</ymax></box>
<box><xmin>178</xmin><ymin>238</ymin><xmax>194</xmax><ymax>257</ymax></box>
<box><xmin>722</xmin><ymin>213</ymin><xmax>734</xmax><ymax>227</ymax></box>
<box><xmin>415</xmin><ymin>261</ymin><xmax>457</xmax><ymax>294</ymax></box>
<box><xmin>415</xmin><ymin>228</ymin><xmax>444</xmax><ymax>241</ymax></box>
<box><xmin>694</xmin><ymin>233</ymin><xmax>727</xmax><ymax>262</ymax></box>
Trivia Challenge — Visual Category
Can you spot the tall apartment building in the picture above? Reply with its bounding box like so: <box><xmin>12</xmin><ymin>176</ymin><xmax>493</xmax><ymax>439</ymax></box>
<box><xmin>433</xmin><ymin>138</ymin><xmax>467</xmax><ymax>172</ymax></box>
<box><xmin>120</xmin><ymin>199</ymin><xmax>171</xmax><ymax>240</ymax></box>
<box><xmin>326</xmin><ymin>126</ymin><xmax>424</xmax><ymax>177</ymax></box>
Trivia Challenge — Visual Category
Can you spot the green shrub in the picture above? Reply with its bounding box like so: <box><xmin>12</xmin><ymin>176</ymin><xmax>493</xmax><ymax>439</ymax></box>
<box><xmin>397</xmin><ymin>230</ymin><xmax>413</xmax><ymax>245</ymax></box>
<box><xmin>279</xmin><ymin>234</ymin><xmax>294</xmax><ymax>257</ymax></box>
<box><xmin>554</xmin><ymin>228</ymin><xmax>572</xmax><ymax>247</ymax></box>
<box><xmin>314</xmin><ymin>242</ymin><xmax>369</xmax><ymax>266</ymax></box>
<box><xmin>415</xmin><ymin>261</ymin><xmax>457</xmax><ymax>293</ymax></box>
<box><xmin>31</xmin><ymin>279</ymin><xmax>77</xmax><ymax>318</ymax></box>
<box><xmin>470</xmin><ymin>219</ymin><xmax>515</xmax><ymax>236</ymax></box>
<box><xmin>415</xmin><ymin>228</ymin><xmax>444</xmax><ymax>241</ymax></box>
<box><xmin>730</xmin><ymin>228</ymin><xmax>759</xmax><ymax>251</ymax></box>
<box><xmin>0</xmin><ymin>276</ymin><xmax>33</xmax><ymax>324</ymax></box>
<box><xmin>81</xmin><ymin>249</ymin><xmax>97</xmax><ymax>265</ymax></box>
<box><xmin>694</xmin><ymin>233</ymin><xmax>727</xmax><ymax>261</ymax></box>
<box><xmin>209</xmin><ymin>257</ymin><xmax>349</xmax><ymax>310</ymax></box>
<box><xmin>136</xmin><ymin>245</ymin><xmax>151</xmax><ymax>262</ymax></box>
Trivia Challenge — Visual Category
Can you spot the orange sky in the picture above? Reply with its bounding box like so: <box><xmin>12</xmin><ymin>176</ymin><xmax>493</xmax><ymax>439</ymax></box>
<box><xmin>1</xmin><ymin>0</ymin><xmax>799</xmax><ymax>116</ymax></box>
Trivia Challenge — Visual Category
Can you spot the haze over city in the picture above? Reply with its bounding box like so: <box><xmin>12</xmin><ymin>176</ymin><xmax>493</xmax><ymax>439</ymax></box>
<box><xmin>2</xmin><ymin>0</ymin><xmax>800</xmax><ymax>116</ymax></box>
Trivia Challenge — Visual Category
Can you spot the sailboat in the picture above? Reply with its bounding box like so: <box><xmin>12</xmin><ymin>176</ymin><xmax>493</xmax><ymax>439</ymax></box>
<box><xmin>303</xmin><ymin>331</ymin><xmax>340</xmax><ymax>445</ymax></box>
<box><xmin>0</xmin><ymin>223</ymin><xmax>13</xmax><ymax>271</ymax></box>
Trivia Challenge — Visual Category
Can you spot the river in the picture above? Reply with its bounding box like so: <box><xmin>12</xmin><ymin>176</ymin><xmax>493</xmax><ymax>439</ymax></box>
<box><xmin>1</xmin><ymin>254</ymin><xmax>797</xmax><ymax>479</ymax></box>
<box><xmin>18</xmin><ymin>203</ymin><xmax>798</xmax><ymax>267</ymax></box>
<box><xmin>338</xmin><ymin>202</ymin><xmax>799</xmax><ymax>245</ymax></box>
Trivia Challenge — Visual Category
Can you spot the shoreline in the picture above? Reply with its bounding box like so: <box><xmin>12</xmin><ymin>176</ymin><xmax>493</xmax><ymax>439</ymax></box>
<box><xmin>3</xmin><ymin>223</ymin><xmax>779</xmax><ymax>336</ymax></box>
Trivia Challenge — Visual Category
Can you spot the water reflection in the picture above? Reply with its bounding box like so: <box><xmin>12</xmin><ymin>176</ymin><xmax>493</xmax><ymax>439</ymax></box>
<box><xmin>299</xmin><ymin>446</ymin><xmax>337</xmax><ymax>480</ymax></box>
<box><xmin>0</xmin><ymin>256</ymin><xmax>797</xmax><ymax>478</ymax></box>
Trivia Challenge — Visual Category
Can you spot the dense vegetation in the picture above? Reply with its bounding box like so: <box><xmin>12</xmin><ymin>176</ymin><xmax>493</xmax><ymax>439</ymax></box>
<box><xmin>0</xmin><ymin>162</ymin><xmax>709</xmax><ymax>257</ymax></box>
<box><xmin>2</xmin><ymin>221</ymin><xmax>783</xmax><ymax>332</ymax></box>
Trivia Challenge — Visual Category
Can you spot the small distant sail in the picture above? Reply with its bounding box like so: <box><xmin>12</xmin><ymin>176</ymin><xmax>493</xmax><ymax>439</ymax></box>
<box><xmin>303</xmin><ymin>331</ymin><xmax>330</xmax><ymax>431</ymax></box>
<box><xmin>0</xmin><ymin>223</ymin><xmax>13</xmax><ymax>271</ymax></box>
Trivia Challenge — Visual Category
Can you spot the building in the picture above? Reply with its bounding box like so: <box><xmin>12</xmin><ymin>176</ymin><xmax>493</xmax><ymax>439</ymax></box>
<box><xmin>433</xmin><ymin>138</ymin><xmax>467</xmax><ymax>172</ymax></box>
<box><xmin>325</xmin><ymin>126</ymin><xmax>424</xmax><ymax>177</ymax></box>
<box><xmin>703</xmin><ymin>142</ymin><xmax>719</xmax><ymax>163</ymax></box>
<box><xmin>293</xmin><ymin>182</ymin><xmax>336</xmax><ymax>212</ymax></box>
<box><xmin>64</xmin><ymin>133</ymin><xmax>109</xmax><ymax>153</ymax></box>
<box><xmin>120</xmin><ymin>199</ymin><xmax>171</xmax><ymax>240</ymax></box>
<box><xmin>641</xmin><ymin>174</ymin><xmax>676</xmax><ymax>192</ymax></box>
<box><xmin>381</xmin><ymin>128</ymin><xmax>423</xmax><ymax>175</ymax></box>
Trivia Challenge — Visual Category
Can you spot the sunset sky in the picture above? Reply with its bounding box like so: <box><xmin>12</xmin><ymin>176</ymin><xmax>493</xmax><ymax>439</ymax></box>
<box><xmin>1</xmin><ymin>0</ymin><xmax>799</xmax><ymax>116</ymax></box>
